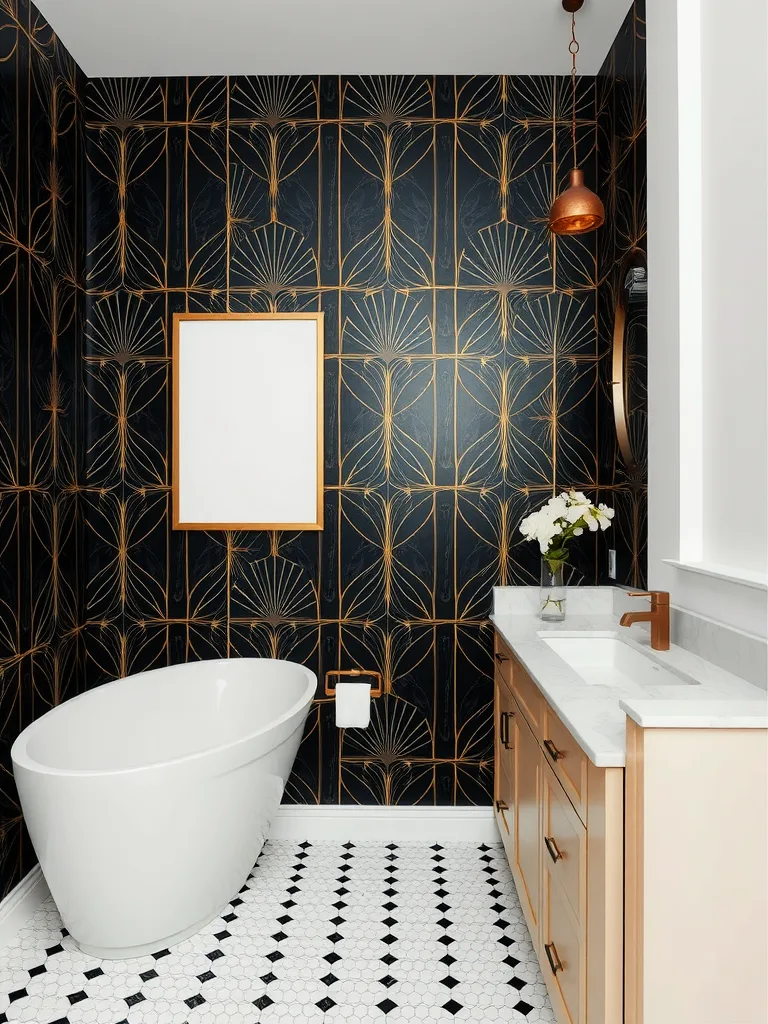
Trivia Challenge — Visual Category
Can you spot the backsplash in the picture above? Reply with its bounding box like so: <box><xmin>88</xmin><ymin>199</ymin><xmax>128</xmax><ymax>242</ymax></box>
<box><xmin>0</xmin><ymin>0</ymin><xmax>86</xmax><ymax>896</ymax></box>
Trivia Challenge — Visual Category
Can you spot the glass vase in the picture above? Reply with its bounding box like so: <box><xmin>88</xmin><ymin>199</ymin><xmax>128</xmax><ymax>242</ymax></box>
<box><xmin>539</xmin><ymin>559</ymin><xmax>566</xmax><ymax>621</ymax></box>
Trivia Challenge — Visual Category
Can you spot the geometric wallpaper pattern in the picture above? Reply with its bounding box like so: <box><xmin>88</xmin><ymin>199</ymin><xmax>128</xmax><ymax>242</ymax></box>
<box><xmin>0</xmin><ymin>0</ymin><xmax>646</xmax><ymax>898</ymax></box>
<box><xmin>596</xmin><ymin>0</ymin><xmax>648</xmax><ymax>587</ymax></box>
<box><xmin>0</xmin><ymin>0</ymin><xmax>86</xmax><ymax>898</ymax></box>
<box><xmin>82</xmin><ymin>72</ymin><xmax>603</xmax><ymax>818</ymax></box>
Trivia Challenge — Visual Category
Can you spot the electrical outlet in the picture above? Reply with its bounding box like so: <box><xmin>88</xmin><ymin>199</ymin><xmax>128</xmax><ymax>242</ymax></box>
<box><xmin>608</xmin><ymin>549</ymin><xmax>617</xmax><ymax>579</ymax></box>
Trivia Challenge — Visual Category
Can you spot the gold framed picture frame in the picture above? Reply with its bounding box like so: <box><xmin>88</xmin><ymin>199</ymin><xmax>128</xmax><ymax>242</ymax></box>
<box><xmin>172</xmin><ymin>312</ymin><xmax>324</xmax><ymax>531</ymax></box>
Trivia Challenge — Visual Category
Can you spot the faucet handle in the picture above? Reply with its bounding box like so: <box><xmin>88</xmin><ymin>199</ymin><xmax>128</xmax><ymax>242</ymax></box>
<box><xmin>628</xmin><ymin>590</ymin><xmax>670</xmax><ymax>606</ymax></box>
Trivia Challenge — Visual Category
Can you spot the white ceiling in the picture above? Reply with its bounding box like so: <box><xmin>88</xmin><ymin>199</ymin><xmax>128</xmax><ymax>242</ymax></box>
<box><xmin>35</xmin><ymin>0</ymin><xmax>634</xmax><ymax>79</ymax></box>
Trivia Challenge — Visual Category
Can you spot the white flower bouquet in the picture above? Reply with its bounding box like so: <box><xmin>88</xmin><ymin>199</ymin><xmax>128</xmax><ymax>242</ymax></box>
<box><xmin>520</xmin><ymin>490</ymin><xmax>615</xmax><ymax>577</ymax></box>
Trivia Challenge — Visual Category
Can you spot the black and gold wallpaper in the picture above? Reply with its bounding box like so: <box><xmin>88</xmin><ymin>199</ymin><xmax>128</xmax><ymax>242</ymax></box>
<box><xmin>0</xmin><ymin>0</ymin><xmax>85</xmax><ymax>896</ymax></box>
<box><xmin>0</xmin><ymin>0</ymin><xmax>647</xmax><ymax>899</ymax></box>
<box><xmin>596</xmin><ymin>0</ymin><xmax>647</xmax><ymax>587</ymax></box>
<box><xmin>80</xmin><ymin>73</ymin><xmax>606</xmax><ymax>812</ymax></box>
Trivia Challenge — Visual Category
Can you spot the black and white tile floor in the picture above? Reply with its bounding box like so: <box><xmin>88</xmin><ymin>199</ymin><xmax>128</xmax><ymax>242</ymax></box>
<box><xmin>0</xmin><ymin>841</ymin><xmax>555</xmax><ymax>1023</ymax></box>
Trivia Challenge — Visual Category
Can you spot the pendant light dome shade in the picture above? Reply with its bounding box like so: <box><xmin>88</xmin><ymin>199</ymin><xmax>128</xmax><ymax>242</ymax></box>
<box><xmin>548</xmin><ymin>168</ymin><xmax>605</xmax><ymax>235</ymax></box>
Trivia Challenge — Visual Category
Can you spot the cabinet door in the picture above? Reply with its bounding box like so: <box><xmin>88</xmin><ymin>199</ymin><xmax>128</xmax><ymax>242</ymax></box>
<box><xmin>513</xmin><ymin>707</ymin><xmax>541</xmax><ymax>941</ymax></box>
<box><xmin>494</xmin><ymin>677</ymin><xmax>516</xmax><ymax>858</ymax></box>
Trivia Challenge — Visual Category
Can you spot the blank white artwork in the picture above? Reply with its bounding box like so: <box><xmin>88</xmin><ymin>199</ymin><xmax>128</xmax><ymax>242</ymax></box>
<box><xmin>174</xmin><ymin>315</ymin><xmax>322</xmax><ymax>529</ymax></box>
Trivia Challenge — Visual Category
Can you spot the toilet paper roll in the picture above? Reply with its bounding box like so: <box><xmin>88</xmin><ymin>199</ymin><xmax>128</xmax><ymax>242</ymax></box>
<box><xmin>334</xmin><ymin>681</ymin><xmax>371</xmax><ymax>728</ymax></box>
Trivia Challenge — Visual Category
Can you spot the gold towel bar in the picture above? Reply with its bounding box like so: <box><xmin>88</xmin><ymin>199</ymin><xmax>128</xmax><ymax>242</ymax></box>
<box><xmin>324</xmin><ymin>669</ymin><xmax>383</xmax><ymax>698</ymax></box>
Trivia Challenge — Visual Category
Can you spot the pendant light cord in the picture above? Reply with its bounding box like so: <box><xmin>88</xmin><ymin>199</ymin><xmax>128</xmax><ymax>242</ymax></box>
<box><xmin>570</xmin><ymin>13</ymin><xmax>580</xmax><ymax>169</ymax></box>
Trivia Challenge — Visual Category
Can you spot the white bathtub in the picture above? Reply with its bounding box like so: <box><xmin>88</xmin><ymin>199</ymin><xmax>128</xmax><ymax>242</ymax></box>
<box><xmin>11</xmin><ymin>658</ymin><xmax>315</xmax><ymax>959</ymax></box>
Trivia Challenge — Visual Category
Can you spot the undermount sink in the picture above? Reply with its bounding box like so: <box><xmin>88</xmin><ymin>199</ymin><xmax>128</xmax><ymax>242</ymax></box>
<box><xmin>539</xmin><ymin>633</ymin><xmax>700</xmax><ymax>688</ymax></box>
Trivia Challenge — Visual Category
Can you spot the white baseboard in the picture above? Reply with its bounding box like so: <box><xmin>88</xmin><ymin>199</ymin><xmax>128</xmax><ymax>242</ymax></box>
<box><xmin>268</xmin><ymin>805</ymin><xmax>499</xmax><ymax>843</ymax></box>
<box><xmin>0</xmin><ymin>866</ymin><xmax>49</xmax><ymax>949</ymax></box>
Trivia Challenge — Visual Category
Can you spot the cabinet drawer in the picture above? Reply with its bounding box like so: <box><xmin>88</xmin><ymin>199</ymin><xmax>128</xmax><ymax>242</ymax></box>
<box><xmin>543</xmin><ymin>760</ymin><xmax>586</xmax><ymax>924</ymax></box>
<box><xmin>543</xmin><ymin>706</ymin><xmax>588</xmax><ymax>822</ymax></box>
<box><xmin>542</xmin><ymin>869</ymin><xmax>586</xmax><ymax>1024</ymax></box>
<box><xmin>511</xmin><ymin>655</ymin><xmax>544</xmax><ymax>735</ymax></box>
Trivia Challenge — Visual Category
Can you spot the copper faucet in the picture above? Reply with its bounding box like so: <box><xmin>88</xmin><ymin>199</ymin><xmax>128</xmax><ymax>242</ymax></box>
<box><xmin>619</xmin><ymin>591</ymin><xmax>670</xmax><ymax>651</ymax></box>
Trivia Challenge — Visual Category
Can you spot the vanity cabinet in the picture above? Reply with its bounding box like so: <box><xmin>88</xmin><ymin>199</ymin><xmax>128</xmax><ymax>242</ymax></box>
<box><xmin>494</xmin><ymin>632</ymin><xmax>624</xmax><ymax>1024</ymax></box>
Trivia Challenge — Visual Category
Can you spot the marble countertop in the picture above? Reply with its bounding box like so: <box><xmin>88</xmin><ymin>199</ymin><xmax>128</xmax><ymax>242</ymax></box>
<box><xmin>491</xmin><ymin>600</ymin><xmax>767</xmax><ymax>767</ymax></box>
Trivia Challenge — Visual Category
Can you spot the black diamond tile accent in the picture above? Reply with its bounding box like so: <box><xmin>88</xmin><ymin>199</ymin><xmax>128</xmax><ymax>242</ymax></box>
<box><xmin>299</xmin><ymin>840</ymin><xmax>312</xmax><ymax>849</ymax></box>
<box><xmin>434</xmin><ymin>887</ymin><xmax>448</xmax><ymax>898</ymax></box>
<box><xmin>443</xmin><ymin>999</ymin><xmax>463</xmax><ymax>1015</ymax></box>
<box><xmin>271</xmin><ymin>931</ymin><xmax>288</xmax><ymax>942</ymax></box>
<box><xmin>47</xmin><ymin>1019</ymin><xmax>69</xmax><ymax>1024</ymax></box>
<box><xmin>238</xmin><ymin>884</ymin><xmax>249</xmax><ymax>892</ymax></box>
<box><xmin>380</xmin><ymin>953</ymin><xmax>398</xmax><ymax>966</ymax></box>
<box><xmin>286</xmin><ymin>885</ymin><xmax>300</xmax><ymax>894</ymax></box>
<box><xmin>330</xmin><ymin>916</ymin><xmax>345</xmax><ymax>927</ymax></box>
<box><xmin>386</xmin><ymin>853</ymin><xmax>397</xmax><ymax>862</ymax></box>
<box><xmin>381</xmin><ymin>933</ymin><xmax>397</xmax><ymax>945</ymax></box>
<box><xmin>60</xmin><ymin>928</ymin><xmax>70</xmax><ymax>937</ymax></box>
<box><xmin>253</xmin><ymin>995</ymin><xmax>274</xmax><ymax>1010</ymax></box>
<box><xmin>491</xmin><ymin>903</ymin><xmax>505</xmax><ymax>913</ymax></box>
<box><xmin>503</xmin><ymin>955</ymin><xmax>521</xmax><ymax>969</ymax></box>
<box><xmin>382</xmin><ymin>916</ymin><xmax>397</xmax><ymax>927</ymax></box>
<box><xmin>335</xmin><ymin>886</ymin><xmax>349</xmax><ymax>896</ymax></box>
<box><xmin>379</xmin><ymin>974</ymin><xmax>397</xmax><ymax>988</ymax></box>
<box><xmin>8</xmin><ymin>990</ymin><xmax>27</xmax><ymax>1003</ymax></box>
<box><xmin>124</xmin><ymin>993</ymin><xmax>145</xmax><ymax>1007</ymax></box>
<box><xmin>433</xmin><ymin>865</ymin><xmax>446</xmax><ymax>875</ymax></box>
<box><xmin>327</xmin><ymin>932</ymin><xmax>343</xmax><ymax>943</ymax></box>
<box><xmin>277</xmin><ymin>914</ymin><xmax>292</xmax><ymax>925</ymax></box>
<box><xmin>333</xmin><ymin>900</ymin><xmax>347</xmax><ymax>911</ymax></box>
<box><xmin>482</xmin><ymin>866</ymin><xmax>496</xmax><ymax>875</ymax></box>
<box><xmin>495</xmin><ymin>917</ymin><xmax>511</xmax><ymax>929</ymax></box>
<box><xmin>281</xmin><ymin>899</ymin><xmax>296</xmax><ymax>909</ymax></box>
<box><xmin>138</xmin><ymin>969</ymin><xmax>157</xmax><ymax>982</ymax></box>
<box><xmin>197</xmin><ymin>971</ymin><xmax>216</xmax><ymax>983</ymax></box>
<box><xmin>152</xmin><ymin>948</ymin><xmax>171</xmax><ymax>960</ymax></box>
<box><xmin>207</xmin><ymin>949</ymin><xmax>225</xmax><ymax>961</ymax></box>
<box><xmin>440</xmin><ymin>976</ymin><xmax>459</xmax><ymax>989</ymax></box>
<box><xmin>382</xmin><ymin>900</ymin><xmax>397</xmax><ymax>911</ymax></box>
<box><xmin>478</xmin><ymin>843</ymin><xmax>491</xmax><ymax>851</ymax></box>
<box><xmin>316</xmin><ymin>996</ymin><xmax>336</xmax><ymax>1012</ymax></box>
<box><xmin>438</xmin><ymin>935</ymin><xmax>455</xmax><ymax>946</ymax></box>
<box><xmin>431</xmin><ymin>843</ymin><xmax>444</xmax><ymax>851</ymax></box>
<box><xmin>320</xmin><ymin>973</ymin><xmax>338</xmax><ymax>986</ymax></box>
<box><xmin>386</xmin><ymin>843</ymin><xmax>398</xmax><ymax>850</ymax></box>
<box><xmin>340</xmin><ymin>852</ymin><xmax>353</xmax><ymax>861</ymax></box>
<box><xmin>489</xmin><ymin>888</ymin><xmax>502</xmax><ymax>898</ymax></box>
<box><xmin>290</xmin><ymin>873</ymin><xmax>302</xmax><ymax>882</ymax></box>
<box><xmin>514</xmin><ymin>1000</ymin><xmax>534</xmax><ymax>1015</ymax></box>
<box><xmin>337</xmin><ymin>874</ymin><xmax>349</xmax><ymax>883</ymax></box>
<box><xmin>437</xmin><ymin>917</ymin><xmax>453</xmax><ymax>929</ymax></box>
<box><xmin>440</xmin><ymin>953</ymin><xmax>457</xmax><ymax>966</ymax></box>
<box><xmin>260</xmin><ymin>972</ymin><xmax>277</xmax><ymax>984</ymax></box>
<box><xmin>324</xmin><ymin>951</ymin><xmax>342</xmax><ymax>965</ymax></box>
<box><xmin>342</xmin><ymin>841</ymin><xmax>355</xmax><ymax>849</ymax></box>
<box><xmin>295</xmin><ymin>851</ymin><xmax>309</xmax><ymax>860</ymax></box>
<box><xmin>45</xmin><ymin>944</ymin><xmax>64</xmax><ymax>956</ymax></box>
<box><xmin>68</xmin><ymin>991</ymin><xmax>88</xmax><ymax>1005</ymax></box>
<box><xmin>432</xmin><ymin>854</ymin><xmax>445</xmax><ymax>862</ymax></box>
<box><xmin>497</xmin><ymin>935</ymin><xmax>515</xmax><ymax>947</ymax></box>
<box><xmin>508</xmin><ymin>977</ymin><xmax>526</xmax><ymax>990</ymax></box>
<box><xmin>222</xmin><ymin>912</ymin><xmax>237</xmax><ymax>923</ymax></box>
<box><xmin>230</xmin><ymin>897</ymin><xmax>244</xmax><ymax>907</ymax></box>
<box><xmin>28</xmin><ymin>965</ymin><xmax>46</xmax><ymax>978</ymax></box>
<box><xmin>266</xmin><ymin>950</ymin><xmax>284</xmax><ymax>963</ymax></box>
<box><xmin>377</xmin><ymin>998</ymin><xmax>397</xmax><ymax>1013</ymax></box>
<box><xmin>384</xmin><ymin>887</ymin><xmax>398</xmax><ymax>897</ymax></box>
<box><xmin>480</xmin><ymin>853</ymin><xmax>493</xmax><ymax>863</ymax></box>
<box><xmin>436</xmin><ymin>902</ymin><xmax>451</xmax><ymax>913</ymax></box>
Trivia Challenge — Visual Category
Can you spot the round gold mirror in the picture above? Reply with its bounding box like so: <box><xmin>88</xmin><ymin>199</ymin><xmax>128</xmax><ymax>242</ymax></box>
<box><xmin>611</xmin><ymin>250</ymin><xmax>647</xmax><ymax>475</ymax></box>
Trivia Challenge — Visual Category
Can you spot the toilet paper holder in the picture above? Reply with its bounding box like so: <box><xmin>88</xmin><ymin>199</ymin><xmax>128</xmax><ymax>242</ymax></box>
<box><xmin>324</xmin><ymin>669</ymin><xmax>383</xmax><ymax>698</ymax></box>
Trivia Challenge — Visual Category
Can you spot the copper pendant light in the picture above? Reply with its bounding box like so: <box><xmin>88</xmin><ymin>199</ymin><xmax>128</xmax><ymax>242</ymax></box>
<box><xmin>548</xmin><ymin>0</ymin><xmax>605</xmax><ymax>235</ymax></box>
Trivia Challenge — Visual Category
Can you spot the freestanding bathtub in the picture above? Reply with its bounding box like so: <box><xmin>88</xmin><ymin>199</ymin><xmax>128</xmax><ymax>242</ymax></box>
<box><xmin>11</xmin><ymin>658</ymin><xmax>315</xmax><ymax>959</ymax></box>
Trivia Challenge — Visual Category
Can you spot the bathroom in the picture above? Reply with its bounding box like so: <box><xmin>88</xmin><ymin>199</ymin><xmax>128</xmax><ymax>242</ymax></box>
<box><xmin>0</xmin><ymin>0</ymin><xmax>767</xmax><ymax>1021</ymax></box>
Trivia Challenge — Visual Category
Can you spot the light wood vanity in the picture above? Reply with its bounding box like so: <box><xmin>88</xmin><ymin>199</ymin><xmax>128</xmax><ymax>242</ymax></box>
<box><xmin>494</xmin><ymin>633</ymin><xmax>624</xmax><ymax>1024</ymax></box>
<box><xmin>494</xmin><ymin>627</ymin><xmax>768</xmax><ymax>1024</ymax></box>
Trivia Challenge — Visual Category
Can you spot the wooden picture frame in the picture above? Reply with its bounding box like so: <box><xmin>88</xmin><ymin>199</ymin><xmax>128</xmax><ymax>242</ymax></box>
<box><xmin>172</xmin><ymin>312</ymin><xmax>324</xmax><ymax>531</ymax></box>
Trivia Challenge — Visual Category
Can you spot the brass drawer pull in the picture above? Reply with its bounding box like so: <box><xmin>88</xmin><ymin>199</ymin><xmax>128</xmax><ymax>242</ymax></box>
<box><xmin>500</xmin><ymin>710</ymin><xmax>515</xmax><ymax>749</ymax></box>
<box><xmin>544</xmin><ymin>836</ymin><xmax>562</xmax><ymax>863</ymax></box>
<box><xmin>495</xmin><ymin>652</ymin><xmax>509</xmax><ymax>664</ymax></box>
<box><xmin>544</xmin><ymin>738</ymin><xmax>564</xmax><ymax>762</ymax></box>
<box><xmin>495</xmin><ymin>800</ymin><xmax>510</xmax><ymax>835</ymax></box>
<box><xmin>544</xmin><ymin>942</ymin><xmax>563</xmax><ymax>975</ymax></box>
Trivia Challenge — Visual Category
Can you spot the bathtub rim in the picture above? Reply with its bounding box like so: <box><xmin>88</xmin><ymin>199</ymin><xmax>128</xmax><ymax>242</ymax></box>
<box><xmin>11</xmin><ymin>657</ymin><xmax>317</xmax><ymax>779</ymax></box>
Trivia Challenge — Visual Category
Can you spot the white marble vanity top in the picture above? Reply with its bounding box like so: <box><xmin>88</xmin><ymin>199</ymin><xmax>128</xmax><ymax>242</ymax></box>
<box><xmin>491</xmin><ymin>588</ymin><xmax>767</xmax><ymax>767</ymax></box>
